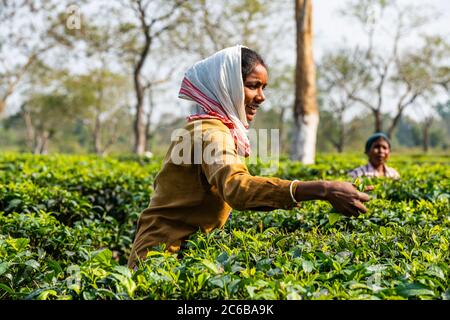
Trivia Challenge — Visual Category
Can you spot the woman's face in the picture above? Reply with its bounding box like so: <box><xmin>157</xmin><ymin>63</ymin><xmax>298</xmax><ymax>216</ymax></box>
<box><xmin>367</xmin><ymin>138</ymin><xmax>391</xmax><ymax>167</ymax></box>
<box><xmin>243</xmin><ymin>64</ymin><xmax>268</xmax><ymax>122</ymax></box>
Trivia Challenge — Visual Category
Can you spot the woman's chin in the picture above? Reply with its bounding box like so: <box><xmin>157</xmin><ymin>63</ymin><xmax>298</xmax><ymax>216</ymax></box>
<box><xmin>370</xmin><ymin>159</ymin><xmax>385</xmax><ymax>167</ymax></box>
<box><xmin>246</xmin><ymin>114</ymin><xmax>255</xmax><ymax>122</ymax></box>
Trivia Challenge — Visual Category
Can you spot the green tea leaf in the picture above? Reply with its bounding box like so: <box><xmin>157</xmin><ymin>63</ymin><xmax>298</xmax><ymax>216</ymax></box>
<box><xmin>328</xmin><ymin>213</ymin><xmax>341</xmax><ymax>226</ymax></box>
<box><xmin>25</xmin><ymin>259</ymin><xmax>40</xmax><ymax>270</ymax></box>
<box><xmin>302</xmin><ymin>260</ymin><xmax>314</xmax><ymax>273</ymax></box>
<box><xmin>37</xmin><ymin>289</ymin><xmax>58</xmax><ymax>300</ymax></box>
<box><xmin>5</xmin><ymin>199</ymin><xmax>22</xmax><ymax>211</ymax></box>
<box><xmin>202</xmin><ymin>259</ymin><xmax>219</xmax><ymax>274</ymax></box>
<box><xmin>0</xmin><ymin>283</ymin><xmax>14</xmax><ymax>295</ymax></box>
<box><xmin>397</xmin><ymin>283</ymin><xmax>435</xmax><ymax>297</ymax></box>
<box><xmin>92</xmin><ymin>249</ymin><xmax>113</xmax><ymax>266</ymax></box>
<box><xmin>0</xmin><ymin>262</ymin><xmax>10</xmax><ymax>276</ymax></box>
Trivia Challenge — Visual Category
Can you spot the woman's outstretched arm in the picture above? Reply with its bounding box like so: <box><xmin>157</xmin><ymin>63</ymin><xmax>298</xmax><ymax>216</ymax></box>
<box><xmin>294</xmin><ymin>181</ymin><xmax>372</xmax><ymax>217</ymax></box>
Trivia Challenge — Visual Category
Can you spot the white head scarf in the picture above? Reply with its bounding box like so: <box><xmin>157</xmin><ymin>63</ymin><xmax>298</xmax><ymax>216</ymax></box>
<box><xmin>178</xmin><ymin>45</ymin><xmax>250</xmax><ymax>157</ymax></box>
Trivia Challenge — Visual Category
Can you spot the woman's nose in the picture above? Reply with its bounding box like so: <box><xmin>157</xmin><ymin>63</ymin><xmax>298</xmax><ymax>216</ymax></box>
<box><xmin>256</xmin><ymin>88</ymin><xmax>265</xmax><ymax>103</ymax></box>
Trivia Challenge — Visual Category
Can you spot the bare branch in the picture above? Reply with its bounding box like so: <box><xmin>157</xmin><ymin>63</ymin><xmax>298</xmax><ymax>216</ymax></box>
<box><xmin>346</xmin><ymin>89</ymin><xmax>376</xmax><ymax>112</ymax></box>
<box><xmin>149</xmin><ymin>0</ymin><xmax>186</xmax><ymax>30</ymax></box>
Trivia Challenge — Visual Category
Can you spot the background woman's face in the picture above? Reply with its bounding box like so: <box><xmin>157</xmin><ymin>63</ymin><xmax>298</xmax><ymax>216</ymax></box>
<box><xmin>243</xmin><ymin>64</ymin><xmax>268</xmax><ymax>122</ymax></box>
<box><xmin>367</xmin><ymin>138</ymin><xmax>391</xmax><ymax>167</ymax></box>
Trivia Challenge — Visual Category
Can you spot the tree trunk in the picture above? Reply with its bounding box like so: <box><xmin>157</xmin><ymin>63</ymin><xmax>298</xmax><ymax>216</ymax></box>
<box><xmin>422</xmin><ymin>118</ymin><xmax>433</xmax><ymax>153</ymax></box>
<box><xmin>373</xmin><ymin>109</ymin><xmax>382</xmax><ymax>133</ymax></box>
<box><xmin>387</xmin><ymin>112</ymin><xmax>402</xmax><ymax>138</ymax></box>
<box><xmin>387</xmin><ymin>93</ymin><xmax>419</xmax><ymax>138</ymax></box>
<box><xmin>337</xmin><ymin>143</ymin><xmax>343</xmax><ymax>153</ymax></box>
<box><xmin>337</xmin><ymin>115</ymin><xmax>344</xmax><ymax>153</ymax></box>
<box><xmin>93</xmin><ymin>112</ymin><xmax>102</xmax><ymax>155</ymax></box>
<box><xmin>145</xmin><ymin>84</ymin><xmax>155</xmax><ymax>153</ymax></box>
<box><xmin>130</xmin><ymin>0</ymin><xmax>184</xmax><ymax>155</ymax></box>
<box><xmin>0</xmin><ymin>100</ymin><xmax>6</xmax><ymax>116</ymax></box>
<box><xmin>278</xmin><ymin>107</ymin><xmax>286</xmax><ymax>153</ymax></box>
<box><xmin>133</xmin><ymin>4</ymin><xmax>152</xmax><ymax>156</ymax></box>
<box><xmin>101</xmin><ymin>121</ymin><xmax>119</xmax><ymax>156</ymax></box>
<box><xmin>21</xmin><ymin>108</ymin><xmax>35</xmax><ymax>151</ymax></box>
<box><xmin>40</xmin><ymin>131</ymin><xmax>50</xmax><ymax>155</ymax></box>
<box><xmin>133</xmin><ymin>72</ymin><xmax>147</xmax><ymax>155</ymax></box>
<box><xmin>423</xmin><ymin>125</ymin><xmax>429</xmax><ymax>153</ymax></box>
<box><xmin>34</xmin><ymin>130</ymin><xmax>50</xmax><ymax>155</ymax></box>
<box><xmin>291</xmin><ymin>0</ymin><xmax>318</xmax><ymax>164</ymax></box>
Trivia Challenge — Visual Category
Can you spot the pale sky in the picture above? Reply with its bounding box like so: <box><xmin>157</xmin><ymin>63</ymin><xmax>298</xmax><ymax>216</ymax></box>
<box><xmin>172</xmin><ymin>0</ymin><xmax>450</xmax><ymax>122</ymax></box>
<box><xmin>3</xmin><ymin>0</ymin><xmax>449</xmax><ymax>122</ymax></box>
<box><xmin>314</xmin><ymin>0</ymin><xmax>450</xmax><ymax>59</ymax></box>
<box><xmin>312</xmin><ymin>0</ymin><xmax>449</xmax><ymax>121</ymax></box>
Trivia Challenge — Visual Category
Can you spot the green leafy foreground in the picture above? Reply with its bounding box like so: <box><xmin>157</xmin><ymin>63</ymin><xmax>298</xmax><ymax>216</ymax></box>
<box><xmin>0</xmin><ymin>153</ymin><xmax>449</xmax><ymax>300</ymax></box>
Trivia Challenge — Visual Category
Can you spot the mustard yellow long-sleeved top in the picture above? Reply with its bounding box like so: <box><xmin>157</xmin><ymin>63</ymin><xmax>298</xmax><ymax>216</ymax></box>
<box><xmin>128</xmin><ymin>119</ymin><xmax>299</xmax><ymax>267</ymax></box>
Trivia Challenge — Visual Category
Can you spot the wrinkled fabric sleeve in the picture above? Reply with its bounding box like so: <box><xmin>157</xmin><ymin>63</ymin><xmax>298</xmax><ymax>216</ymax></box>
<box><xmin>200</xmin><ymin>127</ymin><xmax>299</xmax><ymax>211</ymax></box>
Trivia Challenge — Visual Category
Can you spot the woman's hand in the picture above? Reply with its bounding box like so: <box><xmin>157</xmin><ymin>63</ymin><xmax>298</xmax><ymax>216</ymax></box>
<box><xmin>294</xmin><ymin>181</ymin><xmax>373</xmax><ymax>217</ymax></box>
<box><xmin>323</xmin><ymin>181</ymin><xmax>373</xmax><ymax>217</ymax></box>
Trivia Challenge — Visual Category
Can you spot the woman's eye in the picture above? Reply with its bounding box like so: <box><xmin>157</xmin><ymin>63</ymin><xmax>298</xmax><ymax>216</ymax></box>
<box><xmin>245</xmin><ymin>83</ymin><xmax>266</xmax><ymax>91</ymax></box>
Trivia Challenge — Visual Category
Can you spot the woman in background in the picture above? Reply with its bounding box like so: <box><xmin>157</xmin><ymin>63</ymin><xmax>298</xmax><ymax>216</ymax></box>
<box><xmin>348</xmin><ymin>132</ymin><xmax>400</xmax><ymax>179</ymax></box>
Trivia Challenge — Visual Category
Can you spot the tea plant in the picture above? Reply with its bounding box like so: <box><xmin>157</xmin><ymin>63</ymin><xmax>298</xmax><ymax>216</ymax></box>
<box><xmin>0</xmin><ymin>153</ymin><xmax>448</xmax><ymax>300</ymax></box>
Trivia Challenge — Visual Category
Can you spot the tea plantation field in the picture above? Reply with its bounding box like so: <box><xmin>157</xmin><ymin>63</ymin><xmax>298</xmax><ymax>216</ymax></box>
<box><xmin>0</xmin><ymin>153</ymin><xmax>449</xmax><ymax>300</ymax></box>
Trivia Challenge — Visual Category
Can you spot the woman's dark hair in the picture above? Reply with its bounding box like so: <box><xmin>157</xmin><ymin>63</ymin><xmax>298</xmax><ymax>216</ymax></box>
<box><xmin>365</xmin><ymin>132</ymin><xmax>391</xmax><ymax>153</ymax></box>
<box><xmin>241</xmin><ymin>47</ymin><xmax>267</xmax><ymax>80</ymax></box>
